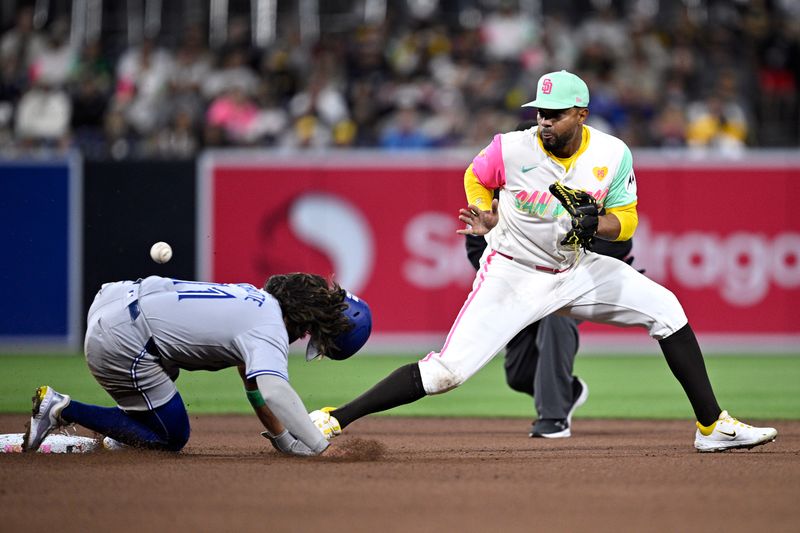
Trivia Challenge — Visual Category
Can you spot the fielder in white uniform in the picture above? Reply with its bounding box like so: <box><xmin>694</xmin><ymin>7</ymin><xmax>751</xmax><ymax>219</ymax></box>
<box><xmin>311</xmin><ymin>71</ymin><xmax>777</xmax><ymax>452</ymax></box>
<box><xmin>23</xmin><ymin>273</ymin><xmax>372</xmax><ymax>456</ymax></box>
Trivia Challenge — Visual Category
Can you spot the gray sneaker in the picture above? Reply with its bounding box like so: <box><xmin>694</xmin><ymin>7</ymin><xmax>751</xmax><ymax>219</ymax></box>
<box><xmin>23</xmin><ymin>386</ymin><xmax>71</xmax><ymax>452</ymax></box>
<box><xmin>529</xmin><ymin>377</ymin><xmax>589</xmax><ymax>439</ymax></box>
<box><xmin>530</xmin><ymin>418</ymin><xmax>571</xmax><ymax>438</ymax></box>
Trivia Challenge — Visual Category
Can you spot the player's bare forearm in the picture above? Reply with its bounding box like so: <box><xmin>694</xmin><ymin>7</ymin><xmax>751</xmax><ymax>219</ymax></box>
<box><xmin>596</xmin><ymin>213</ymin><xmax>622</xmax><ymax>241</ymax></box>
<box><xmin>456</xmin><ymin>199</ymin><xmax>499</xmax><ymax>236</ymax></box>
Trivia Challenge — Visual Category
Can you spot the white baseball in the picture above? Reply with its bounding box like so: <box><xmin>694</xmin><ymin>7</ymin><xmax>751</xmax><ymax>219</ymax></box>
<box><xmin>149</xmin><ymin>241</ymin><xmax>173</xmax><ymax>264</ymax></box>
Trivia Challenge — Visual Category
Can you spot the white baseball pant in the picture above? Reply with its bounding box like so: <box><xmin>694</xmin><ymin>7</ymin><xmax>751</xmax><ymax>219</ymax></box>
<box><xmin>418</xmin><ymin>250</ymin><xmax>687</xmax><ymax>394</ymax></box>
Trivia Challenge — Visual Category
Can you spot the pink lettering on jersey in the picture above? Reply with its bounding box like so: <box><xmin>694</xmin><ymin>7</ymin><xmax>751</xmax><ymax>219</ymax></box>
<box><xmin>471</xmin><ymin>134</ymin><xmax>506</xmax><ymax>189</ymax></box>
<box><xmin>513</xmin><ymin>189</ymin><xmax>552</xmax><ymax>215</ymax></box>
<box><xmin>534</xmin><ymin>192</ymin><xmax>552</xmax><ymax>216</ymax></box>
<box><xmin>512</xmin><ymin>187</ymin><xmax>609</xmax><ymax>216</ymax></box>
<box><xmin>589</xmin><ymin>188</ymin><xmax>609</xmax><ymax>204</ymax></box>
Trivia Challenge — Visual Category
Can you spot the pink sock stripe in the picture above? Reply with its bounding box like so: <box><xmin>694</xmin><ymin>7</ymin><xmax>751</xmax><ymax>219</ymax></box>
<box><xmin>439</xmin><ymin>251</ymin><xmax>496</xmax><ymax>356</ymax></box>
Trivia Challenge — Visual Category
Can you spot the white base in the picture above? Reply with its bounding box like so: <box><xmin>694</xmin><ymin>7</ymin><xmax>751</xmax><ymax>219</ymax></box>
<box><xmin>0</xmin><ymin>433</ymin><xmax>100</xmax><ymax>453</ymax></box>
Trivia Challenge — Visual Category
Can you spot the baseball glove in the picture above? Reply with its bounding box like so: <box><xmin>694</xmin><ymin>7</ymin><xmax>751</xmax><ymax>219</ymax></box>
<box><xmin>549</xmin><ymin>182</ymin><xmax>601</xmax><ymax>250</ymax></box>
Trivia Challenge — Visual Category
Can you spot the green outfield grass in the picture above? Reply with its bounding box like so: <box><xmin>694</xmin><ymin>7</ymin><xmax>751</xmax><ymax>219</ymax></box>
<box><xmin>1</xmin><ymin>354</ymin><xmax>798</xmax><ymax>419</ymax></box>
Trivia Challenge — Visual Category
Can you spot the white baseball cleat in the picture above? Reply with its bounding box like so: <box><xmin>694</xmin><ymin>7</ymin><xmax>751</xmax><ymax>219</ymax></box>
<box><xmin>102</xmin><ymin>436</ymin><xmax>130</xmax><ymax>450</ymax></box>
<box><xmin>694</xmin><ymin>410</ymin><xmax>777</xmax><ymax>452</ymax></box>
<box><xmin>23</xmin><ymin>386</ymin><xmax>71</xmax><ymax>452</ymax></box>
<box><xmin>309</xmin><ymin>407</ymin><xmax>342</xmax><ymax>440</ymax></box>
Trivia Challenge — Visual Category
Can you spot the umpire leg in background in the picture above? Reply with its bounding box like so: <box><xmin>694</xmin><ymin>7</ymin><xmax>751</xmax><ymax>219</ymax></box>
<box><xmin>466</xmin><ymin>233</ymin><xmax>587</xmax><ymax>438</ymax></box>
<box><xmin>504</xmin><ymin>315</ymin><xmax>588</xmax><ymax>438</ymax></box>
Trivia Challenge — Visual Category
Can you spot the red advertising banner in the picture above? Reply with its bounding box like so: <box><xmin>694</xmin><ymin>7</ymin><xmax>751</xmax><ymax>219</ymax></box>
<box><xmin>200</xmin><ymin>152</ymin><xmax>800</xmax><ymax>351</ymax></box>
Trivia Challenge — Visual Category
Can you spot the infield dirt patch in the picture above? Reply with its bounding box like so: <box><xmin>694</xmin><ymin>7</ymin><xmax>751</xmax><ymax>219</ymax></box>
<box><xmin>1</xmin><ymin>415</ymin><xmax>797</xmax><ymax>532</ymax></box>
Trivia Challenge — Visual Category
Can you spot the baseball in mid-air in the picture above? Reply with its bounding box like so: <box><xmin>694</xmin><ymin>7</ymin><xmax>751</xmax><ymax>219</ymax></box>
<box><xmin>150</xmin><ymin>241</ymin><xmax>173</xmax><ymax>264</ymax></box>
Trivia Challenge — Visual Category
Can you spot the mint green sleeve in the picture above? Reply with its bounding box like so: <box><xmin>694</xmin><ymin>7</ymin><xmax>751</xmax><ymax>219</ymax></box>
<box><xmin>604</xmin><ymin>145</ymin><xmax>637</xmax><ymax>209</ymax></box>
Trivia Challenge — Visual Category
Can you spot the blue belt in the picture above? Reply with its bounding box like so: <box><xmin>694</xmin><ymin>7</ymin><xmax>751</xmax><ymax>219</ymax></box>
<box><xmin>128</xmin><ymin>301</ymin><xmax>141</xmax><ymax>321</ymax></box>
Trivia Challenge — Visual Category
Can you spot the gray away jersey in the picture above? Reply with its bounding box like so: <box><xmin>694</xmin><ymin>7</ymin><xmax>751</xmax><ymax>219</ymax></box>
<box><xmin>135</xmin><ymin>276</ymin><xmax>289</xmax><ymax>381</ymax></box>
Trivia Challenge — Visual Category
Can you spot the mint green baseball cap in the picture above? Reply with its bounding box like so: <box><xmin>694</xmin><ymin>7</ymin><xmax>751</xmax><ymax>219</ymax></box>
<box><xmin>522</xmin><ymin>70</ymin><xmax>590</xmax><ymax>110</ymax></box>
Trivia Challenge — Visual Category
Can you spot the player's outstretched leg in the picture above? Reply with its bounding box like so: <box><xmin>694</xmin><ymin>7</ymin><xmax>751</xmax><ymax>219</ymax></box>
<box><xmin>22</xmin><ymin>386</ymin><xmax>71</xmax><ymax>452</ymax></box>
<box><xmin>321</xmin><ymin>363</ymin><xmax>426</xmax><ymax>430</ymax></box>
<box><xmin>658</xmin><ymin>324</ymin><xmax>777</xmax><ymax>451</ymax></box>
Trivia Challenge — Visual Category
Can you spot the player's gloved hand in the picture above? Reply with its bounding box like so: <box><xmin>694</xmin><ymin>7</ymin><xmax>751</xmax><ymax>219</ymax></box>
<box><xmin>549</xmin><ymin>182</ymin><xmax>600</xmax><ymax>250</ymax></box>
<box><xmin>261</xmin><ymin>429</ymin><xmax>319</xmax><ymax>456</ymax></box>
<box><xmin>309</xmin><ymin>408</ymin><xmax>342</xmax><ymax>440</ymax></box>
<box><xmin>560</xmin><ymin>208</ymin><xmax>600</xmax><ymax>249</ymax></box>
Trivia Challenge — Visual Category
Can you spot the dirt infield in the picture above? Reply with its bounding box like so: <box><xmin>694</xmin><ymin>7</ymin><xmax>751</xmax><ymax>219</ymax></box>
<box><xmin>1</xmin><ymin>414</ymin><xmax>798</xmax><ymax>533</ymax></box>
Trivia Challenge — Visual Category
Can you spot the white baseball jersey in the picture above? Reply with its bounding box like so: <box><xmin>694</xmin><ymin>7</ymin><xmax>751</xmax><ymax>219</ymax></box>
<box><xmin>472</xmin><ymin>125</ymin><xmax>637</xmax><ymax>270</ymax></box>
<box><xmin>417</xmin><ymin>126</ymin><xmax>685</xmax><ymax>396</ymax></box>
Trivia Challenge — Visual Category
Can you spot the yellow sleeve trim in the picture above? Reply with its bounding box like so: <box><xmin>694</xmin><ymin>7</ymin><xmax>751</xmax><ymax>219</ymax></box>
<box><xmin>606</xmin><ymin>201</ymin><xmax>638</xmax><ymax>241</ymax></box>
<box><xmin>464</xmin><ymin>163</ymin><xmax>494</xmax><ymax>209</ymax></box>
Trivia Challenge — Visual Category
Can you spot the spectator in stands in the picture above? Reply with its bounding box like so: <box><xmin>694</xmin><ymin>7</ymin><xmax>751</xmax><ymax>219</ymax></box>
<box><xmin>686</xmin><ymin>70</ymin><xmax>749</xmax><ymax>153</ymax></box>
<box><xmin>288</xmin><ymin>67</ymin><xmax>350</xmax><ymax>131</ymax></box>
<box><xmin>206</xmin><ymin>83</ymin><xmax>259</xmax><ymax>144</ymax></box>
<box><xmin>651</xmin><ymin>102</ymin><xmax>688</xmax><ymax>148</ymax></box>
<box><xmin>15</xmin><ymin>79</ymin><xmax>71</xmax><ymax>147</ymax></box>
<box><xmin>0</xmin><ymin>6</ymin><xmax>44</xmax><ymax>81</ymax></box>
<box><xmin>30</xmin><ymin>18</ymin><xmax>75</xmax><ymax>87</ymax></box>
<box><xmin>115</xmin><ymin>38</ymin><xmax>173</xmax><ymax>135</ymax></box>
<box><xmin>145</xmin><ymin>106</ymin><xmax>199</xmax><ymax>158</ymax></box>
<box><xmin>577</xmin><ymin>4</ymin><xmax>629</xmax><ymax>62</ymax></box>
<box><xmin>379</xmin><ymin>102</ymin><xmax>432</xmax><ymax>149</ymax></box>
<box><xmin>168</xmin><ymin>26</ymin><xmax>212</xmax><ymax>126</ymax></box>
<box><xmin>250</xmin><ymin>80</ymin><xmax>289</xmax><ymax>145</ymax></box>
<box><xmin>480</xmin><ymin>3</ymin><xmax>538</xmax><ymax>63</ymax></box>
<box><xmin>280</xmin><ymin>113</ymin><xmax>332</xmax><ymax>149</ymax></box>
<box><xmin>0</xmin><ymin>52</ymin><xmax>24</xmax><ymax>107</ymax></box>
<box><xmin>1</xmin><ymin>1</ymin><xmax>799</xmax><ymax>154</ymax></box>
<box><xmin>258</xmin><ymin>47</ymin><xmax>301</xmax><ymax>105</ymax></box>
<box><xmin>332</xmin><ymin>119</ymin><xmax>358</xmax><ymax>147</ymax></box>
<box><xmin>754</xmin><ymin>17</ymin><xmax>799</xmax><ymax>144</ymax></box>
<box><xmin>202</xmin><ymin>48</ymin><xmax>258</xmax><ymax>101</ymax></box>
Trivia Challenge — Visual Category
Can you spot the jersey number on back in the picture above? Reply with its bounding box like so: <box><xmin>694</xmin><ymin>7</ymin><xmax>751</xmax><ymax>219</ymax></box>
<box><xmin>172</xmin><ymin>280</ymin><xmax>236</xmax><ymax>301</ymax></box>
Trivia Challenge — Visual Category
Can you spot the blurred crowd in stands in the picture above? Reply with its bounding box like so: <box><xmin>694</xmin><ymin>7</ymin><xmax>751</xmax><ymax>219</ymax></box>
<box><xmin>0</xmin><ymin>0</ymin><xmax>798</xmax><ymax>159</ymax></box>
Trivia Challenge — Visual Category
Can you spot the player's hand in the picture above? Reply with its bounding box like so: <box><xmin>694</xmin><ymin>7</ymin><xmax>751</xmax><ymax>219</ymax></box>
<box><xmin>261</xmin><ymin>429</ymin><xmax>317</xmax><ymax>456</ymax></box>
<box><xmin>309</xmin><ymin>408</ymin><xmax>342</xmax><ymax>440</ymax></box>
<box><xmin>457</xmin><ymin>199</ymin><xmax>499</xmax><ymax>236</ymax></box>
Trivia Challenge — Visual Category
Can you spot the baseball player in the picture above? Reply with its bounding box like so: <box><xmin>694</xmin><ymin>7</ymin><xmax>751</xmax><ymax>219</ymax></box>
<box><xmin>466</xmin><ymin>120</ymin><xmax>634</xmax><ymax>439</ymax></box>
<box><xmin>311</xmin><ymin>71</ymin><xmax>777</xmax><ymax>452</ymax></box>
<box><xmin>23</xmin><ymin>273</ymin><xmax>372</xmax><ymax>456</ymax></box>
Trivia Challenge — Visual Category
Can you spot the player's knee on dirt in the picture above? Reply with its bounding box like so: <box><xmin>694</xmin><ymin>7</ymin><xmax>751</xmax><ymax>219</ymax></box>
<box><xmin>418</xmin><ymin>356</ymin><xmax>466</xmax><ymax>395</ymax></box>
<box><xmin>163</xmin><ymin>425</ymin><xmax>190</xmax><ymax>451</ymax></box>
<box><xmin>150</xmin><ymin>392</ymin><xmax>191</xmax><ymax>452</ymax></box>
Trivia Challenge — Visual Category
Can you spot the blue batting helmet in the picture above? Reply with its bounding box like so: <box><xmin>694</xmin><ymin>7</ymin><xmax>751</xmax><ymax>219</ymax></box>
<box><xmin>306</xmin><ymin>291</ymin><xmax>372</xmax><ymax>361</ymax></box>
